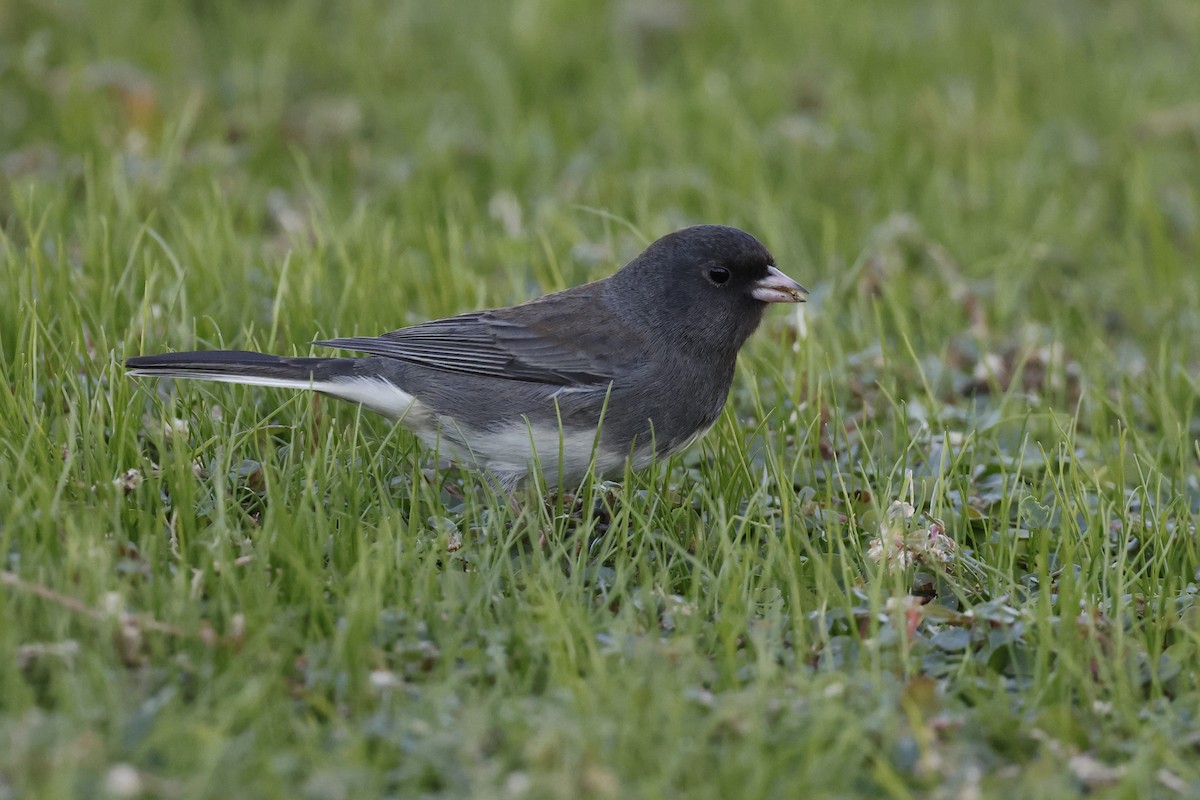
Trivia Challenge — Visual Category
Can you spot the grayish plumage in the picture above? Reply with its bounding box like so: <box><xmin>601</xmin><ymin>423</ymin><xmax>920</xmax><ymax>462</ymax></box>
<box><xmin>126</xmin><ymin>225</ymin><xmax>808</xmax><ymax>492</ymax></box>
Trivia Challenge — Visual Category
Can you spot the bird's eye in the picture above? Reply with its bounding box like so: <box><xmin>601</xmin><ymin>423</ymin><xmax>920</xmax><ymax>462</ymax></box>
<box><xmin>708</xmin><ymin>267</ymin><xmax>731</xmax><ymax>285</ymax></box>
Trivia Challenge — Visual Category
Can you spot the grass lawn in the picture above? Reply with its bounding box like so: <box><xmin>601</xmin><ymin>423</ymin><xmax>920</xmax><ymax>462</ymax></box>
<box><xmin>3</xmin><ymin>0</ymin><xmax>1200</xmax><ymax>797</ymax></box>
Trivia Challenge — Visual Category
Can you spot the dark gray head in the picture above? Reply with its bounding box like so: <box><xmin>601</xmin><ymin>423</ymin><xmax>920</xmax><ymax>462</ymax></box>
<box><xmin>605</xmin><ymin>225</ymin><xmax>807</xmax><ymax>356</ymax></box>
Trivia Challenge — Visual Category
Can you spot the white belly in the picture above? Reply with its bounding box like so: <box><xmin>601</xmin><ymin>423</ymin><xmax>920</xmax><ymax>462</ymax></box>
<box><xmin>416</xmin><ymin>418</ymin><xmax>632</xmax><ymax>492</ymax></box>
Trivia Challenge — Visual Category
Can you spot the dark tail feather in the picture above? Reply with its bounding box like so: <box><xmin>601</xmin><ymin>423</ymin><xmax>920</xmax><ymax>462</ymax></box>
<box><xmin>125</xmin><ymin>350</ymin><xmax>419</xmax><ymax>419</ymax></box>
<box><xmin>125</xmin><ymin>350</ymin><xmax>351</xmax><ymax>385</ymax></box>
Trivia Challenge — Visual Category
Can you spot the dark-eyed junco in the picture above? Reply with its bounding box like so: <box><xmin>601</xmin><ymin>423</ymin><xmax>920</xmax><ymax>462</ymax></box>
<box><xmin>127</xmin><ymin>225</ymin><xmax>807</xmax><ymax>492</ymax></box>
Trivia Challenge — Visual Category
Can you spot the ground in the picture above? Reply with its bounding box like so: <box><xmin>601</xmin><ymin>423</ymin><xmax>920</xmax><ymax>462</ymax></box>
<box><xmin>2</xmin><ymin>1</ymin><xmax>1199</xmax><ymax>797</ymax></box>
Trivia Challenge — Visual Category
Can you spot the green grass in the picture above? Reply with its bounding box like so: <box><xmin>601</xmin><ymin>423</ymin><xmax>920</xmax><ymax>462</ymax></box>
<box><xmin>3</xmin><ymin>0</ymin><xmax>1200</xmax><ymax>797</ymax></box>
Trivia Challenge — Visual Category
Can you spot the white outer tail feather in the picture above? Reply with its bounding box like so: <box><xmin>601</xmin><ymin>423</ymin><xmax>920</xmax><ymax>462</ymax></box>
<box><xmin>129</xmin><ymin>370</ymin><xmax>426</xmax><ymax>422</ymax></box>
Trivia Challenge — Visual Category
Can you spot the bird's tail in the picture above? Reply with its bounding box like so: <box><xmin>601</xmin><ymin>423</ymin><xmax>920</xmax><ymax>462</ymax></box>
<box><xmin>125</xmin><ymin>350</ymin><xmax>351</xmax><ymax>388</ymax></box>
<box><xmin>125</xmin><ymin>350</ymin><xmax>420</xmax><ymax>420</ymax></box>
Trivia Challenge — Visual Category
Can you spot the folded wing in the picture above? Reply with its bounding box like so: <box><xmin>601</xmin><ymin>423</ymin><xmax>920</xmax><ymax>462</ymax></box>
<box><xmin>314</xmin><ymin>287</ymin><xmax>644</xmax><ymax>386</ymax></box>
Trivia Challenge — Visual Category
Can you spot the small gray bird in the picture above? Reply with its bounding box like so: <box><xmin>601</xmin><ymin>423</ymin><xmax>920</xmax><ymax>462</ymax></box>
<box><xmin>127</xmin><ymin>225</ymin><xmax>807</xmax><ymax>493</ymax></box>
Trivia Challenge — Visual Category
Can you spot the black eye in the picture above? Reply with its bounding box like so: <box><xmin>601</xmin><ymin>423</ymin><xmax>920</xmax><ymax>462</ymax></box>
<box><xmin>708</xmin><ymin>267</ymin><xmax>731</xmax><ymax>285</ymax></box>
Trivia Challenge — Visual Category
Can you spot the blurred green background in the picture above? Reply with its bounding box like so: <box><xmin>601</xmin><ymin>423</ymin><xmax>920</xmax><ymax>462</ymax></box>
<box><xmin>2</xmin><ymin>1</ymin><xmax>1199</xmax><ymax>798</ymax></box>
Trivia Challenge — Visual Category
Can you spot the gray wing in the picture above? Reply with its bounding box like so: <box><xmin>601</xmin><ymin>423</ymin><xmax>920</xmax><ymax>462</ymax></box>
<box><xmin>313</xmin><ymin>288</ymin><xmax>645</xmax><ymax>386</ymax></box>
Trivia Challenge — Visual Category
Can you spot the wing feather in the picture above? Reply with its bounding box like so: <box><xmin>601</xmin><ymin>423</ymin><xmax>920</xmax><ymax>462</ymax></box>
<box><xmin>313</xmin><ymin>289</ymin><xmax>644</xmax><ymax>386</ymax></box>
